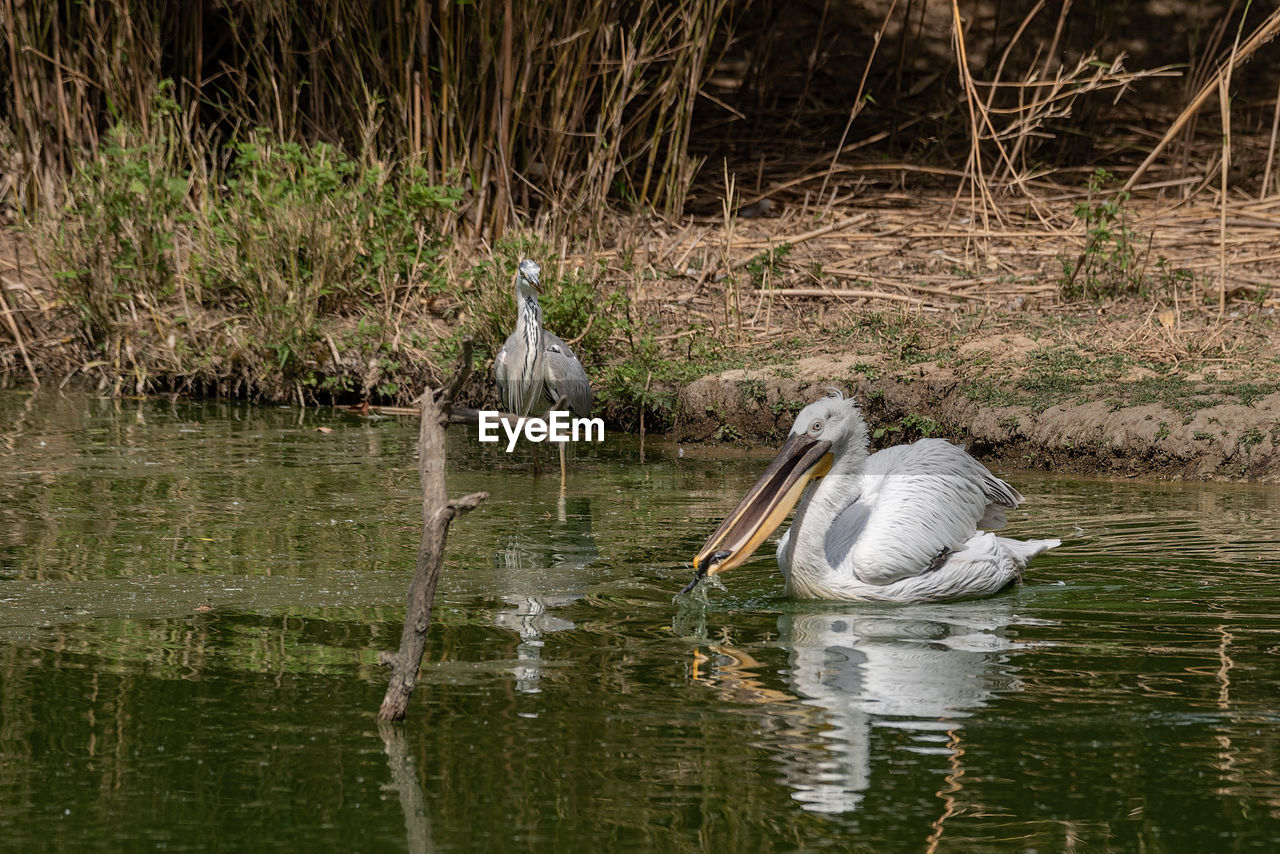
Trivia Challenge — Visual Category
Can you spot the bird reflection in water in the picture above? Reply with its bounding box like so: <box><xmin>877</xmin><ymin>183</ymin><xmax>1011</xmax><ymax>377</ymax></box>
<box><xmin>690</xmin><ymin>602</ymin><xmax>1027</xmax><ymax>822</ymax></box>
<box><xmin>492</xmin><ymin>494</ymin><xmax>598</xmax><ymax>693</ymax></box>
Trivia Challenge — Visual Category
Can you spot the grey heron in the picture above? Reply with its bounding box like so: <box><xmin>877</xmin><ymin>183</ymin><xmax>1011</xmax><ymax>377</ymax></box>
<box><xmin>686</xmin><ymin>389</ymin><xmax>1059</xmax><ymax>602</ymax></box>
<box><xmin>493</xmin><ymin>259</ymin><xmax>593</xmax><ymax>478</ymax></box>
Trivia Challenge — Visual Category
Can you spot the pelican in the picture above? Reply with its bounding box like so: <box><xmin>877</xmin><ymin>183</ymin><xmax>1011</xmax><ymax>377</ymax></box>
<box><xmin>493</xmin><ymin>259</ymin><xmax>592</xmax><ymax>479</ymax></box>
<box><xmin>687</xmin><ymin>389</ymin><xmax>1059</xmax><ymax>602</ymax></box>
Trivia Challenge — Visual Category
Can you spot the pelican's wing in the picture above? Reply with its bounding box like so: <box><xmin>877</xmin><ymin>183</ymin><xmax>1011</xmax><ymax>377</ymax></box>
<box><xmin>541</xmin><ymin>332</ymin><xmax>592</xmax><ymax>416</ymax></box>
<box><xmin>836</xmin><ymin>439</ymin><xmax>1019</xmax><ymax>586</ymax></box>
<box><xmin>776</xmin><ymin>528</ymin><xmax>793</xmax><ymax>578</ymax></box>
<box><xmin>823</xmin><ymin>502</ymin><xmax>871</xmax><ymax>571</ymax></box>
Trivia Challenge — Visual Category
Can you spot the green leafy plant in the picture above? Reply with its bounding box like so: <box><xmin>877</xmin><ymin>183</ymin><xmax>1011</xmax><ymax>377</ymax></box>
<box><xmin>201</xmin><ymin>132</ymin><xmax>459</xmax><ymax>356</ymax></box>
<box><xmin>597</xmin><ymin>328</ymin><xmax>674</xmax><ymax>430</ymax></box>
<box><xmin>1062</xmin><ymin>168</ymin><xmax>1145</xmax><ymax>299</ymax></box>
<box><xmin>872</xmin><ymin>412</ymin><xmax>940</xmax><ymax>442</ymax></box>
<box><xmin>45</xmin><ymin>121</ymin><xmax>190</xmax><ymax>348</ymax></box>
<box><xmin>744</xmin><ymin>244</ymin><xmax>792</xmax><ymax>288</ymax></box>
<box><xmin>738</xmin><ymin>378</ymin><xmax>768</xmax><ymax>404</ymax></box>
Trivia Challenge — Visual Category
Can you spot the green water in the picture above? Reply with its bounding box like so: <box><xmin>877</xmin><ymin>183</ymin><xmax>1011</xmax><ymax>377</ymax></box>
<box><xmin>2</xmin><ymin>390</ymin><xmax>1278</xmax><ymax>852</ymax></box>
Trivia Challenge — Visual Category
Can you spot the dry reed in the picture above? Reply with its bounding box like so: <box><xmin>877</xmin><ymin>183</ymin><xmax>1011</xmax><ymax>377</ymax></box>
<box><xmin>1</xmin><ymin>0</ymin><xmax>730</xmax><ymax>236</ymax></box>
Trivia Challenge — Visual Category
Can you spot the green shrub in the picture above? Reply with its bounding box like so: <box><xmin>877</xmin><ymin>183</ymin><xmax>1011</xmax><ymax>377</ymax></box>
<box><xmin>44</xmin><ymin>123</ymin><xmax>190</xmax><ymax>347</ymax></box>
<box><xmin>36</xmin><ymin>103</ymin><xmax>462</xmax><ymax>399</ymax></box>
<box><xmin>193</xmin><ymin>132</ymin><xmax>460</xmax><ymax>385</ymax></box>
<box><xmin>1061</xmin><ymin>168</ymin><xmax>1145</xmax><ymax>300</ymax></box>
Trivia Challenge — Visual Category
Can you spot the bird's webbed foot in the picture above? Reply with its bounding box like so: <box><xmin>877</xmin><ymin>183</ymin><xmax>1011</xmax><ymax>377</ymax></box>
<box><xmin>924</xmin><ymin>546</ymin><xmax>953</xmax><ymax>573</ymax></box>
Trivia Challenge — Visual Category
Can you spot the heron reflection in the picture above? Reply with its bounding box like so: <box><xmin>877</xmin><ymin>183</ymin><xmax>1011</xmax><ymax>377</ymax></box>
<box><xmin>492</xmin><ymin>493</ymin><xmax>598</xmax><ymax>693</ymax></box>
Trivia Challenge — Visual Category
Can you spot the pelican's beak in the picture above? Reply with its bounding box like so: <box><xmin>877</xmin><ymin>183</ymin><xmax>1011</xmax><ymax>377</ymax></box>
<box><xmin>686</xmin><ymin>433</ymin><xmax>834</xmax><ymax>591</ymax></box>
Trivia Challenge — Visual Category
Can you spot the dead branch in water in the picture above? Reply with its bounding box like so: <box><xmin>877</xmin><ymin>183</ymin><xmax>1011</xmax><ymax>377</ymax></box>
<box><xmin>378</xmin><ymin>336</ymin><xmax>488</xmax><ymax>722</ymax></box>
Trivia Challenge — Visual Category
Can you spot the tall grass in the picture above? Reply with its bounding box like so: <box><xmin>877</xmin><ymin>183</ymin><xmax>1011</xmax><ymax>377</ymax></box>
<box><xmin>2</xmin><ymin>0</ymin><xmax>730</xmax><ymax>235</ymax></box>
<box><xmin>4</xmin><ymin>0</ymin><xmax>731</xmax><ymax>401</ymax></box>
<box><xmin>9</xmin><ymin>0</ymin><xmax>1280</xmax><ymax>409</ymax></box>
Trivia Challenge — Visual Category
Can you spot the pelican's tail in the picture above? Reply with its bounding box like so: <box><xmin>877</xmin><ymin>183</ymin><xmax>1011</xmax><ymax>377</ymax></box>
<box><xmin>996</xmin><ymin>536</ymin><xmax>1060</xmax><ymax>568</ymax></box>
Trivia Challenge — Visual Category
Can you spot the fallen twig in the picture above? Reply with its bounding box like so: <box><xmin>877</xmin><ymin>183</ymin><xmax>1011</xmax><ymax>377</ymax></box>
<box><xmin>752</xmin><ymin>287</ymin><xmax>923</xmax><ymax>305</ymax></box>
<box><xmin>733</xmin><ymin>213</ymin><xmax>871</xmax><ymax>250</ymax></box>
<box><xmin>828</xmin><ymin>274</ymin><xmax>999</xmax><ymax>303</ymax></box>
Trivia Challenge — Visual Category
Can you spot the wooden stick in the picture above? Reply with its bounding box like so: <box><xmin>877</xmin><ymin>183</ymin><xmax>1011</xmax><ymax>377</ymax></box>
<box><xmin>357</xmin><ymin>403</ymin><xmax>555</xmax><ymax>429</ymax></box>
<box><xmin>1217</xmin><ymin>11</ymin><xmax>1250</xmax><ymax>317</ymax></box>
<box><xmin>830</xmin><ymin>275</ymin><xmax>998</xmax><ymax>303</ymax></box>
<box><xmin>1219</xmin><ymin>74</ymin><xmax>1230</xmax><ymax>316</ymax></box>
<box><xmin>732</xmin><ymin>213</ymin><xmax>870</xmax><ymax>251</ymax></box>
<box><xmin>379</xmin><ymin>337</ymin><xmax>488</xmax><ymax>722</ymax></box>
<box><xmin>1261</xmin><ymin>78</ymin><xmax>1280</xmax><ymax>199</ymax></box>
<box><xmin>752</xmin><ymin>287</ymin><xmax>922</xmax><ymax>305</ymax></box>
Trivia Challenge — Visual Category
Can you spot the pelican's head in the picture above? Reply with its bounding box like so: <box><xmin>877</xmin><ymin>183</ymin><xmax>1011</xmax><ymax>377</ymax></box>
<box><xmin>786</xmin><ymin>387</ymin><xmax>869</xmax><ymax>463</ymax></box>
<box><xmin>686</xmin><ymin>389</ymin><xmax>865</xmax><ymax>591</ymax></box>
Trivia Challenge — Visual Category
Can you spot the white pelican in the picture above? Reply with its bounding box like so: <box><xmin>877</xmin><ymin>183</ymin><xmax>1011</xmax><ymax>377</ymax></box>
<box><xmin>687</xmin><ymin>389</ymin><xmax>1059</xmax><ymax>602</ymax></box>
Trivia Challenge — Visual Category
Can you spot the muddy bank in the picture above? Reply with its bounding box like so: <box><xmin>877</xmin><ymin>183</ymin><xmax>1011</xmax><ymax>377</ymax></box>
<box><xmin>7</xmin><ymin>190</ymin><xmax>1280</xmax><ymax>485</ymax></box>
<box><xmin>675</xmin><ymin>353</ymin><xmax>1280</xmax><ymax>483</ymax></box>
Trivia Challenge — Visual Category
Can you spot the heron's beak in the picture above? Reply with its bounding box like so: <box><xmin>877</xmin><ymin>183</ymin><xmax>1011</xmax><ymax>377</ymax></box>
<box><xmin>687</xmin><ymin>433</ymin><xmax>833</xmax><ymax>589</ymax></box>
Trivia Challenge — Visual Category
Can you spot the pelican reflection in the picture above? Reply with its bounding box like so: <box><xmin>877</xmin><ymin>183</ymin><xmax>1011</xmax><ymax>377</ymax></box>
<box><xmin>694</xmin><ymin>601</ymin><xmax>1027</xmax><ymax>816</ymax></box>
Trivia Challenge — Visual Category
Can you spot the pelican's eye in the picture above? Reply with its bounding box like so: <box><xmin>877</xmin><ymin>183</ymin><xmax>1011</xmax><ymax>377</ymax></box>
<box><xmin>809</xmin><ymin>419</ymin><xmax>824</xmax><ymax>435</ymax></box>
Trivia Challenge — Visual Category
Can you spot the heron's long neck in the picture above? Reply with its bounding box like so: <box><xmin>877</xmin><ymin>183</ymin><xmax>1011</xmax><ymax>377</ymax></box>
<box><xmin>519</xmin><ymin>291</ymin><xmax>543</xmax><ymax>331</ymax></box>
<box><xmin>517</xmin><ymin>290</ymin><xmax>543</xmax><ymax>388</ymax></box>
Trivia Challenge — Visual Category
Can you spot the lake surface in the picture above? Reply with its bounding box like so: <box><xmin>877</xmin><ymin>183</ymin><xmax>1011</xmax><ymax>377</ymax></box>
<box><xmin>2</xmin><ymin>389</ymin><xmax>1279</xmax><ymax>852</ymax></box>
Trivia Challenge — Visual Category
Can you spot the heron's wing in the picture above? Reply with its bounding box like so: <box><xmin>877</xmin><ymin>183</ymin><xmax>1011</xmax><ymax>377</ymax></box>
<box><xmin>495</xmin><ymin>329</ymin><xmax>545</xmax><ymax>417</ymax></box>
<box><xmin>493</xmin><ymin>338</ymin><xmax>513</xmax><ymax>411</ymax></box>
<box><xmin>835</xmin><ymin>439</ymin><xmax>1018</xmax><ymax>586</ymax></box>
<box><xmin>541</xmin><ymin>332</ymin><xmax>592</xmax><ymax>416</ymax></box>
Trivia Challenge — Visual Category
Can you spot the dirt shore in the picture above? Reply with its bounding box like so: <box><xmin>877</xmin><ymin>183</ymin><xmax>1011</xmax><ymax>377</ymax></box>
<box><xmin>675</xmin><ymin>350</ymin><xmax>1280</xmax><ymax>483</ymax></box>
<box><xmin>616</xmin><ymin>193</ymin><xmax>1280</xmax><ymax>483</ymax></box>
